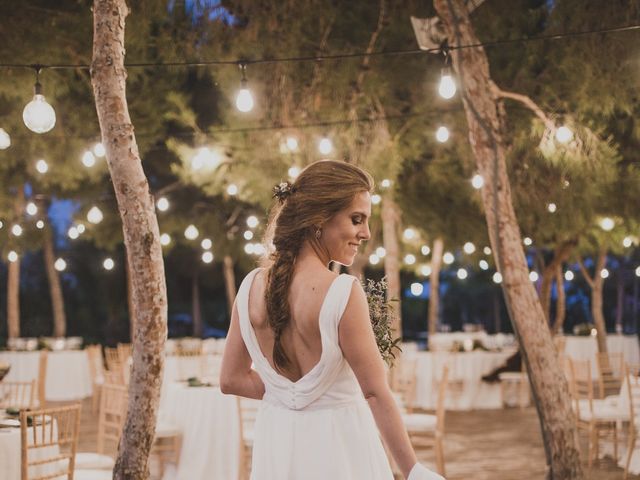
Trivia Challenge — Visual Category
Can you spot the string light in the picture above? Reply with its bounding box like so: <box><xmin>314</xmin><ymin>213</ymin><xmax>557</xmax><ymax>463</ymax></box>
<box><xmin>76</xmin><ymin>223</ymin><xmax>85</xmax><ymax>234</ymax></box>
<box><xmin>457</xmin><ymin>268</ymin><xmax>468</xmax><ymax>279</ymax></box>
<box><xmin>483</xmin><ymin>246</ymin><xmax>491</xmax><ymax>255</ymax></box>
<box><xmin>243</xmin><ymin>230</ymin><xmax>254</xmax><ymax>240</ymax></box>
<box><xmin>68</xmin><ymin>226</ymin><xmax>79</xmax><ymax>239</ymax></box>
<box><xmin>201</xmin><ymin>238</ymin><xmax>212</xmax><ymax>250</ymax></box>
<box><xmin>36</xmin><ymin>220</ymin><xmax>44</xmax><ymax>229</ymax></box>
<box><xmin>529</xmin><ymin>271</ymin><xmax>539</xmax><ymax>282</ymax></box>
<box><xmin>471</xmin><ymin>174</ymin><xmax>484</xmax><ymax>189</ymax></box>
<box><xmin>600</xmin><ymin>217</ymin><xmax>614</xmax><ymax>231</ymax></box>
<box><xmin>26</xmin><ymin>202</ymin><xmax>38</xmax><ymax>216</ymax></box>
<box><xmin>376</xmin><ymin>246</ymin><xmax>386</xmax><ymax>258</ymax></box>
<box><xmin>87</xmin><ymin>206</ymin><xmax>103</xmax><ymax>224</ymax></box>
<box><xmin>369</xmin><ymin>254</ymin><xmax>380</xmax><ymax>265</ymax></box>
<box><xmin>103</xmin><ymin>258</ymin><xmax>115</xmax><ymax>270</ymax></box>
<box><xmin>318</xmin><ymin>137</ymin><xmax>333</xmax><ymax>155</ymax></box>
<box><xmin>435</xmin><ymin>126</ymin><xmax>450</xmax><ymax>142</ymax></box>
<box><xmin>93</xmin><ymin>143</ymin><xmax>106</xmax><ymax>157</ymax></box>
<box><xmin>547</xmin><ymin>203</ymin><xmax>557</xmax><ymax>213</ymax></box>
<box><xmin>523</xmin><ymin>237</ymin><xmax>533</xmax><ymax>246</ymax></box>
<box><xmin>463</xmin><ymin>242</ymin><xmax>476</xmax><ymax>254</ymax></box>
<box><xmin>636</xmin><ymin>266</ymin><xmax>640</xmax><ymax>277</ymax></box>
<box><xmin>492</xmin><ymin>272</ymin><xmax>502</xmax><ymax>284</ymax></box>
<box><xmin>600</xmin><ymin>268</ymin><xmax>609</xmax><ymax>279</ymax></box>
<box><xmin>160</xmin><ymin>233</ymin><xmax>171</xmax><ymax>246</ymax></box>
<box><xmin>380</xmin><ymin>179</ymin><xmax>391</xmax><ymax>188</ymax></box>
<box><xmin>564</xmin><ymin>270</ymin><xmax>574</xmax><ymax>281</ymax></box>
<box><xmin>235</xmin><ymin>63</ymin><xmax>254</xmax><ymax>113</ymax></box>
<box><xmin>11</xmin><ymin>224</ymin><xmax>22</xmax><ymax>236</ymax></box>
<box><xmin>288</xmin><ymin>166</ymin><xmax>300</xmax><ymax>179</ymax></box>
<box><xmin>7</xmin><ymin>251</ymin><xmax>18</xmax><ymax>262</ymax></box>
<box><xmin>555</xmin><ymin>125</ymin><xmax>573</xmax><ymax>143</ymax></box>
<box><xmin>403</xmin><ymin>228</ymin><xmax>416</xmax><ymax>240</ymax></box>
<box><xmin>411</xmin><ymin>282</ymin><xmax>424</xmax><ymax>296</ymax></box>
<box><xmin>404</xmin><ymin>254</ymin><xmax>416</xmax><ymax>265</ymax></box>
<box><xmin>22</xmin><ymin>66</ymin><xmax>56</xmax><ymax>134</ymax></box>
<box><xmin>244</xmin><ymin>243</ymin><xmax>255</xmax><ymax>255</ymax></box>
<box><xmin>227</xmin><ymin>184</ymin><xmax>238</xmax><ymax>196</ymax></box>
<box><xmin>54</xmin><ymin>258</ymin><xmax>67</xmax><ymax>272</ymax></box>
<box><xmin>184</xmin><ymin>224</ymin><xmax>199</xmax><ymax>240</ymax></box>
<box><xmin>443</xmin><ymin>252</ymin><xmax>454</xmax><ymax>264</ymax></box>
<box><xmin>438</xmin><ymin>48</ymin><xmax>457</xmax><ymax>99</ymax></box>
<box><xmin>81</xmin><ymin>151</ymin><xmax>96</xmax><ymax>167</ymax></box>
<box><xmin>0</xmin><ymin>128</ymin><xmax>10</xmax><ymax>149</ymax></box>
<box><xmin>371</xmin><ymin>194</ymin><xmax>381</xmax><ymax>205</ymax></box>
<box><xmin>156</xmin><ymin>197</ymin><xmax>170</xmax><ymax>212</ymax></box>
<box><xmin>246</xmin><ymin>215</ymin><xmax>259</xmax><ymax>228</ymax></box>
<box><xmin>420</xmin><ymin>265</ymin><xmax>432</xmax><ymax>276</ymax></box>
<box><xmin>623</xmin><ymin>236</ymin><xmax>634</xmax><ymax>248</ymax></box>
<box><xmin>421</xmin><ymin>245</ymin><xmax>431</xmax><ymax>255</ymax></box>
<box><xmin>479</xmin><ymin>260</ymin><xmax>489</xmax><ymax>270</ymax></box>
<box><xmin>35</xmin><ymin>159</ymin><xmax>48</xmax><ymax>174</ymax></box>
<box><xmin>202</xmin><ymin>251</ymin><xmax>214</xmax><ymax>263</ymax></box>
<box><xmin>285</xmin><ymin>136</ymin><xmax>299</xmax><ymax>151</ymax></box>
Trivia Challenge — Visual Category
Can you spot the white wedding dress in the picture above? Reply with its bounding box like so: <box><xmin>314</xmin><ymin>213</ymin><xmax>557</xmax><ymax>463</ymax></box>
<box><xmin>237</xmin><ymin>268</ymin><xmax>394</xmax><ymax>480</ymax></box>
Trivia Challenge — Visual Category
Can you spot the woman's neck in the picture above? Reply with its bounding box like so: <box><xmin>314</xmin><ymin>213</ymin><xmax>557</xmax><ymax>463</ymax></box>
<box><xmin>296</xmin><ymin>240</ymin><xmax>331</xmax><ymax>270</ymax></box>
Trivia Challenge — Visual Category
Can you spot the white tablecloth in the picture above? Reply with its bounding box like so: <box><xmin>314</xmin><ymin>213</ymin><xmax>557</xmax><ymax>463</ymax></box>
<box><xmin>0</xmin><ymin>351</ymin><xmax>92</xmax><ymax>401</ymax></box>
<box><xmin>428</xmin><ymin>332</ymin><xmax>515</xmax><ymax>352</ymax></box>
<box><xmin>159</xmin><ymin>383</ymin><xmax>239</xmax><ymax>480</ymax></box>
<box><xmin>564</xmin><ymin>335</ymin><xmax>640</xmax><ymax>367</ymax></box>
<box><xmin>408</xmin><ymin>350</ymin><xmax>516</xmax><ymax>410</ymax></box>
<box><xmin>0</xmin><ymin>421</ymin><xmax>61</xmax><ymax>480</ymax></box>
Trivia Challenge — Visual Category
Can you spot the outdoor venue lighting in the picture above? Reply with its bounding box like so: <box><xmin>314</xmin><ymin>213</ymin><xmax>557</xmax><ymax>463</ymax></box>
<box><xmin>7</xmin><ymin>251</ymin><xmax>18</xmax><ymax>262</ymax></box>
<box><xmin>471</xmin><ymin>174</ymin><xmax>484</xmax><ymax>189</ymax></box>
<box><xmin>235</xmin><ymin>64</ymin><xmax>254</xmax><ymax>113</ymax></box>
<box><xmin>600</xmin><ymin>268</ymin><xmax>609</xmax><ymax>279</ymax></box>
<box><xmin>463</xmin><ymin>242</ymin><xmax>476</xmax><ymax>254</ymax></box>
<box><xmin>82</xmin><ymin>151</ymin><xmax>96</xmax><ymax>168</ymax></box>
<box><xmin>492</xmin><ymin>272</ymin><xmax>502</xmax><ymax>284</ymax></box>
<box><xmin>76</xmin><ymin>224</ymin><xmax>85</xmax><ymax>234</ymax></box>
<box><xmin>523</xmin><ymin>237</ymin><xmax>533</xmax><ymax>246</ymax></box>
<box><xmin>35</xmin><ymin>159</ymin><xmax>48</xmax><ymax>174</ymax></box>
<box><xmin>555</xmin><ymin>125</ymin><xmax>573</xmax><ymax>144</ymax></box>
<box><xmin>457</xmin><ymin>268</ymin><xmax>468</xmax><ymax>280</ymax></box>
<box><xmin>421</xmin><ymin>245</ymin><xmax>431</xmax><ymax>256</ymax></box>
<box><xmin>564</xmin><ymin>270</ymin><xmax>574</xmax><ymax>281</ymax></box>
<box><xmin>438</xmin><ymin>67</ymin><xmax>456</xmax><ymax>99</ymax></box>
<box><xmin>244</xmin><ymin>244</ymin><xmax>255</xmax><ymax>255</ymax></box>
<box><xmin>36</xmin><ymin>220</ymin><xmax>44</xmax><ymax>229</ymax></box>
<box><xmin>244</xmin><ymin>230</ymin><xmax>254</xmax><ymax>240</ymax></box>
<box><xmin>191</xmin><ymin>147</ymin><xmax>221</xmax><ymax>171</ymax></box>
<box><xmin>201</xmin><ymin>238</ymin><xmax>212</xmax><ymax>250</ymax></box>
<box><xmin>160</xmin><ymin>233</ymin><xmax>171</xmax><ymax>246</ymax></box>
<box><xmin>442</xmin><ymin>252</ymin><xmax>454</xmax><ymax>264</ymax></box>
<box><xmin>253</xmin><ymin>244</ymin><xmax>265</xmax><ymax>255</ymax></box>
<box><xmin>376</xmin><ymin>247</ymin><xmax>386</xmax><ymax>258</ymax></box>
<box><xmin>600</xmin><ymin>217</ymin><xmax>615</xmax><ymax>231</ymax></box>
<box><xmin>623</xmin><ymin>236</ymin><xmax>633</xmax><ymax>248</ymax></box>
<box><xmin>26</xmin><ymin>202</ymin><xmax>38</xmax><ymax>216</ymax></box>
<box><xmin>636</xmin><ymin>266</ymin><xmax>640</xmax><ymax>277</ymax></box>
<box><xmin>547</xmin><ymin>203</ymin><xmax>557</xmax><ymax>213</ymax></box>
<box><xmin>435</xmin><ymin>126</ymin><xmax>450</xmax><ymax>143</ymax></box>
<box><xmin>371</xmin><ymin>194</ymin><xmax>381</xmax><ymax>205</ymax></box>
<box><xmin>11</xmin><ymin>225</ymin><xmax>22</xmax><ymax>236</ymax></box>
<box><xmin>479</xmin><ymin>260</ymin><xmax>489</xmax><ymax>270</ymax></box>
<box><xmin>184</xmin><ymin>224</ymin><xmax>199</xmax><ymax>240</ymax></box>
<box><xmin>411</xmin><ymin>283</ymin><xmax>424</xmax><ymax>296</ymax></box>
<box><xmin>227</xmin><ymin>184</ymin><xmax>238</xmax><ymax>196</ymax></box>
<box><xmin>103</xmin><ymin>258</ymin><xmax>115</xmax><ymax>271</ymax></box>
<box><xmin>420</xmin><ymin>265</ymin><xmax>432</xmax><ymax>276</ymax></box>
<box><xmin>246</xmin><ymin>216</ymin><xmax>259</xmax><ymax>228</ymax></box>
<box><xmin>93</xmin><ymin>143</ymin><xmax>106</xmax><ymax>157</ymax></box>
<box><xmin>54</xmin><ymin>258</ymin><xmax>67</xmax><ymax>272</ymax></box>
<box><xmin>156</xmin><ymin>197</ymin><xmax>169</xmax><ymax>212</ymax></box>
<box><xmin>380</xmin><ymin>179</ymin><xmax>391</xmax><ymax>188</ymax></box>
<box><xmin>369</xmin><ymin>254</ymin><xmax>380</xmax><ymax>265</ymax></box>
<box><xmin>202</xmin><ymin>251</ymin><xmax>214</xmax><ymax>264</ymax></box>
<box><xmin>529</xmin><ymin>271</ymin><xmax>539</xmax><ymax>282</ymax></box>
<box><xmin>286</xmin><ymin>136</ymin><xmax>299</xmax><ymax>151</ymax></box>
<box><xmin>483</xmin><ymin>246</ymin><xmax>492</xmax><ymax>255</ymax></box>
<box><xmin>403</xmin><ymin>228</ymin><xmax>416</xmax><ymax>241</ymax></box>
<box><xmin>288</xmin><ymin>166</ymin><xmax>300</xmax><ymax>179</ymax></box>
<box><xmin>68</xmin><ymin>227</ymin><xmax>79</xmax><ymax>239</ymax></box>
<box><xmin>0</xmin><ymin>128</ymin><xmax>10</xmax><ymax>149</ymax></box>
<box><xmin>318</xmin><ymin>137</ymin><xmax>333</xmax><ymax>155</ymax></box>
<box><xmin>23</xmin><ymin>67</ymin><xmax>56</xmax><ymax>134</ymax></box>
<box><xmin>404</xmin><ymin>254</ymin><xmax>416</xmax><ymax>265</ymax></box>
<box><xmin>87</xmin><ymin>206</ymin><xmax>103</xmax><ymax>224</ymax></box>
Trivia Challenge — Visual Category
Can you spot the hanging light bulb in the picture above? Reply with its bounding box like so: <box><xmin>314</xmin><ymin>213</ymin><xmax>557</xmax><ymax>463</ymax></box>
<box><xmin>87</xmin><ymin>206</ymin><xmax>103</xmax><ymax>224</ymax></box>
<box><xmin>235</xmin><ymin>64</ymin><xmax>254</xmax><ymax>113</ymax></box>
<box><xmin>246</xmin><ymin>215</ymin><xmax>259</xmax><ymax>228</ymax></box>
<box><xmin>318</xmin><ymin>137</ymin><xmax>333</xmax><ymax>155</ymax></box>
<box><xmin>0</xmin><ymin>128</ymin><xmax>10</xmax><ymax>149</ymax></box>
<box><xmin>103</xmin><ymin>258</ymin><xmax>115</xmax><ymax>271</ymax></box>
<box><xmin>93</xmin><ymin>143</ymin><xmax>106</xmax><ymax>157</ymax></box>
<box><xmin>82</xmin><ymin>151</ymin><xmax>96</xmax><ymax>168</ymax></box>
<box><xmin>35</xmin><ymin>159</ymin><xmax>48</xmax><ymax>174</ymax></box>
<box><xmin>36</xmin><ymin>220</ymin><xmax>44</xmax><ymax>229</ymax></box>
<box><xmin>23</xmin><ymin>66</ymin><xmax>56</xmax><ymax>134</ymax></box>
<box><xmin>435</xmin><ymin>126</ymin><xmax>450</xmax><ymax>143</ymax></box>
<box><xmin>11</xmin><ymin>224</ymin><xmax>22</xmax><ymax>236</ymax></box>
<box><xmin>26</xmin><ymin>202</ymin><xmax>38</xmax><ymax>216</ymax></box>
<box><xmin>286</xmin><ymin>136</ymin><xmax>299</xmax><ymax>152</ymax></box>
<box><xmin>184</xmin><ymin>224</ymin><xmax>199</xmax><ymax>240</ymax></box>
<box><xmin>555</xmin><ymin>125</ymin><xmax>573</xmax><ymax>144</ymax></box>
<box><xmin>156</xmin><ymin>197</ymin><xmax>169</xmax><ymax>212</ymax></box>
<box><xmin>471</xmin><ymin>174</ymin><xmax>484</xmax><ymax>189</ymax></box>
<box><xmin>54</xmin><ymin>258</ymin><xmax>67</xmax><ymax>272</ymax></box>
<box><xmin>438</xmin><ymin>49</ymin><xmax>457</xmax><ymax>100</ymax></box>
<box><xmin>160</xmin><ymin>233</ymin><xmax>171</xmax><ymax>246</ymax></box>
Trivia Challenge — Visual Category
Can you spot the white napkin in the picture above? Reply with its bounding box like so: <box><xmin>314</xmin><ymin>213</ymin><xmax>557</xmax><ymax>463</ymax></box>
<box><xmin>407</xmin><ymin>463</ymin><xmax>446</xmax><ymax>480</ymax></box>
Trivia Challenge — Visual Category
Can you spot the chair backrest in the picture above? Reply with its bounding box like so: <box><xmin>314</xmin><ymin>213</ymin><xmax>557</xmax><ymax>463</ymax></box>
<box><xmin>37</xmin><ymin>351</ymin><xmax>48</xmax><ymax>407</ymax></box>
<box><xmin>0</xmin><ymin>380</ymin><xmax>36</xmax><ymax>409</ymax></box>
<box><xmin>104</xmin><ymin>347</ymin><xmax>122</xmax><ymax>371</ymax></box>
<box><xmin>20</xmin><ymin>403</ymin><xmax>81</xmax><ymax>480</ymax></box>
<box><xmin>117</xmin><ymin>343</ymin><xmax>132</xmax><ymax>363</ymax></box>
<box><xmin>567</xmin><ymin>357</ymin><xmax>593</xmax><ymax>419</ymax></box>
<box><xmin>596</xmin><ymin>352</ymin><xmax>624</xmax><ymax>398</ymax></box>
<box><xmin>86</xmin><ymin>345</ymin><xmax>105</xmax><ymax>382</ymax></box>
<box><xmin>97</xmin><ymin>383</ymin><xmax>129</xmax><ymax>455</ymax></box>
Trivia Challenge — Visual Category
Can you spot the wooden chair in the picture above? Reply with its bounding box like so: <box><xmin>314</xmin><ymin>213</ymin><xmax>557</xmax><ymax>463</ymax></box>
<box><xmin>499</xmin><ymin>358</ymin><xmax>529</xmax><ymax>409</ymax></box>
<box><xmin>400</xmin><ymin>365</ymin><xmax>448</xmax><ymax>476</ymax></box>
<box><xmin>103</xmin><ymin>347</ymin><xmax>127</xmax><ymax>385</ymax></box>
<box><xmin>116</xmin><ymin>343</ymin><xmax>132</xmax><ymax>363</ymax></box>
<box><xmin>596</xmin><ymin>352</ymin><xmax>624</xmax><ymax>399</ymax></box>
<box><xmin>20</xmin><ymin>403</ymin><xmax>81</xmax><ymax>480</ymax></box>
<box><xmin>237</xmin><ymin>397</ymin><xmax>261</xmax><ymax>480</ymax></box>
<box><xmin>86</xmin><ymin>345</ymin><xmax>106</xmax><ymax>412</ymax></box>
<box><xmin>0</xmin><ymin>380</ymin><xmax>36</xmax><ymax>409</ymax></box>
<box><xmin>75</xmin><ymin>383</ymin><xmax>128</xmax><ymax>471</ymax></box>
<box><xmin>152</xmin><ymin>420</ymin><xmax>182</xmax><ymax>478</ymax></box>
<box><xmin>35</xmin><ymin>351</ymin><xmax>48</xmax><ymax>408</ymax></box>
<box><xmin>567</xmin><ymin>357</ymin><xmax>628</xmax><ymax>468</ymax></box>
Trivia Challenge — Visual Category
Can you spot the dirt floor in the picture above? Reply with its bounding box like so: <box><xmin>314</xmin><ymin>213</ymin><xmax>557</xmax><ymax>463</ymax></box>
<box><xmin>69</xmin><ymin>397</ymin><xmax>635</xmax><ymax>479</ymax></box>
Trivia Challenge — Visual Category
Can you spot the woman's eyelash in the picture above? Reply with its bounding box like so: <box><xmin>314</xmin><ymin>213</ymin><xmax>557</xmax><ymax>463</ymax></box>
<box><xmin>352</xmin><ymin>217</ymin><xmax>362</xmax><ymax>224</ymax></box>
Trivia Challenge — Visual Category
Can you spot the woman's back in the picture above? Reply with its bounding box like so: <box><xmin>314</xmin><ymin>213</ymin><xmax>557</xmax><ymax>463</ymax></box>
<box><xmin>248</xmin><ymin>267</ymin><xmax>338</xmax><ymax>383</ymax></box>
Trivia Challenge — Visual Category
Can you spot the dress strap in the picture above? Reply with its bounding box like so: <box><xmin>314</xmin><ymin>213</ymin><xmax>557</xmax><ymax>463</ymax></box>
<box><xmin>236</xmin><ymin>267</ymin><xmax>263</xmax><ymax>360</ymax></box>
<box><xmin>319</xmin><ymin>274</ymin><xmax>357</xmax><ymax>342</ymax></box>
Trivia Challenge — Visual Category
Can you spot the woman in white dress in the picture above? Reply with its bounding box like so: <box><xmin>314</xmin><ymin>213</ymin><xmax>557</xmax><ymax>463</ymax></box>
<box><xmin>220</xmin><ymin>160</ymin><xmax>444</xmax><ymax>480</ymax></box>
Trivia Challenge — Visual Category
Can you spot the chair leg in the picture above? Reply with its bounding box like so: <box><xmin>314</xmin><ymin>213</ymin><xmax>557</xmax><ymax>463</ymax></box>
<box><xmin>588</xmin><ymin>426</ymin><xmax>596</xmax><ymax>468</ymax></box>
<box><xmin>435</xmin><ymin>436</ymin><xmax>446</xmax><ymax>476</ymax></box>
<box><xmin>614</xmin><ymin>423</ymin><xmax>619</xmax><ymax>462</ymax></box>
<box><xmin>624</xmin><ymin>431</ymin><xmax>636</xmax><ymax>480</ymax></box>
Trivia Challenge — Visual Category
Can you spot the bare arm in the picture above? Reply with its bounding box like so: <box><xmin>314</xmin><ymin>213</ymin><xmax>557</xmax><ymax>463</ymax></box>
<box><xmin>219</xmin><ymin>300</ymin><xmax>265</xmax><ymax>399</ymax></box>
<box><xmin>338</xmin><ymin>281</ymin><xmax>417</xmax><ymax>479</ymax></box>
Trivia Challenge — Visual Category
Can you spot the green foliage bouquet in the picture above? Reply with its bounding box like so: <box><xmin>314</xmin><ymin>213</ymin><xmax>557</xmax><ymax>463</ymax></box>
<box><xmin>363</xmin><ymin>277</ymin><xmax>402</xmax><ymax>368</ymax></box>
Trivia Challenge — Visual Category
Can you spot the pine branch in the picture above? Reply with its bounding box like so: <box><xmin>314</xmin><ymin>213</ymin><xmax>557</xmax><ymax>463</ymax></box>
<box><xmin>494</xmin><ymin>86</ymin><xmax>555</xmax><ymax>131</ymax></box>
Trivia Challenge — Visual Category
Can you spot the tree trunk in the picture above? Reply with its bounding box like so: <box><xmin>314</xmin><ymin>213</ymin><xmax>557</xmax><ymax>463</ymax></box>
<box><xmin>42</xmin><ymin>223</ymin><xmax>66</xmax><ymax>337</ymax></box>
<box><xmin>433</xmin><ymin>1</ymin><xmax>583</xmax><ymax>477</ymax></box>
<box><xmin>223</xmin><ymin>255</ymin><xmax>237</xmax><ymax>318</ymax></box>
<box><xmin>192</xmin><ymin>271</ymin><xmax>202</xmax><ymax>338</ymax></box>
<box><xmin>615</xmin><ymin>270</ymin><xmax>624</xmax><ymax>334</ymax></box>
<box><xmin>381</xmin><ymin>194</ymin><xmax>402</xmax><ymax>338</ymax></box>
<box><xmin>428</xmin><ymin>237</ymin><xmax>444</xmax><ymax>336</ymax></box>
<box><xmin>540</xmin><ymin>241</ymin><xmax>574</xmax><ymax>323</ymax></box>
<box><xmin>91</xmin><ymin>2</ymin><xmax>168</xmax><ymax>479</ymax></box>
<box><xmin>125</xmin><ymin>252</ymin><xmax>136</xmax><ymax>342</ymax></box>
<box><xmin>553</xmin><ymin>265</ymin><xmax>566</xmax><ymax>335</ymax></box>
<box><xmin>591</xmin><ymin>246</ymin><xmax>608</xmax><ymax>353</ymax></box>
<box><xmin>7</xmin><ymin>258</ymin><xmax>20</xmax><ymax>339</ymax></box>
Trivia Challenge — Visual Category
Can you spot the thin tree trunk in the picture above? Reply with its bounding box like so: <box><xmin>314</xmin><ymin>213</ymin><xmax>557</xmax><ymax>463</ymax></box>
<box><xmin>7</xmin><ymin>258</ymin><xmax>20</xmax><ymax>339</ymax></box>
<box><xmin>381</xmin><ymin>194</ymin><xmax>402</xmax><ymax>338</ymax></box>
<box><xmin>125</xmin><ymin>252</ymin><xmax>136</xmax><ymax>342</ymax></box>
<box><xmin>577</xmin><ymin>246</ymin><xmax>608</xmax><ymax>353</ymax></box>
<box><xmin>615</xmin><ymin>270</ymin><xmax>624</xmax><ymax>334</ymax></box>
<box><xmin>540</xmin><ymin>241</ymin><xmax>575</xmax><ymax>323</ymax></box>
<box><xmin>91</xmin><ymin>2</ymin><xmax>168</xmax><ymax>478</ymax></box>
<box><xmin>192</xmin><ymin>271</ymin><xmax>202</xmax><ymax>338</ymax></box>
<box><xmin>223</xmin><ymin>255</ymin><xmax>237</xmax><ymax>317</ymax></box>
<box><xmin>433</xmin><ymin>1</ymin><xmax>583</xmax><ymax>477</ymax></box>
<box><xmin>428</xmin><ymin>237</ymin><xmax>444</xmax><ymax>336</ymax></box>
<box><xmin>553</xmin><ymin>265</ymin><xmax>566</xmax><ymax>335</ymax></box>
<box><xmin>42</xmin><ymin>223</ymin><xmax>66</xmax><ymax>337</ymax></box>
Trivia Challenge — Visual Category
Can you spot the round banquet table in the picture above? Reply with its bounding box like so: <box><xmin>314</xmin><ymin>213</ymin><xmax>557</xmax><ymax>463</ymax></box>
<box><xmin>563</xmin><ymin>334</ymin><xmax>640</xmax><ymax>367</ymax></box>
<box><xmin>159</xmin><ymin>382</ymin><xmax>239</xmax><ymax>480</ymax></box>
<box><xmin>0</xmin><ymin>350</ymin><xmax>92</xmax><ymax>401</ymax></box>
<box><xmin>0</xmin><ymin>420</ymin><xmax>61</xmax><ymax>480</ymax></box>
<box><xmin>407</xmin><ymin>350</ymin><xmax>516</xmax><ymax>410</ymax></box>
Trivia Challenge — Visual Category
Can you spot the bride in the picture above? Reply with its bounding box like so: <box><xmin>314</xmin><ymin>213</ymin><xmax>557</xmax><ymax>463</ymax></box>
<box><xmin>220</xmin><ymin>160</ymin><xmax>444</xmax><ymax>480</ymax></box>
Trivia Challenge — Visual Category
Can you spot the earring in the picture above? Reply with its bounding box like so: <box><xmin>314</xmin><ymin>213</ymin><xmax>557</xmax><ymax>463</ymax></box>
<box><xmin>315</xmin><ymin>228</ymin><xmax>322</xmax><ymax>239</ymax></box>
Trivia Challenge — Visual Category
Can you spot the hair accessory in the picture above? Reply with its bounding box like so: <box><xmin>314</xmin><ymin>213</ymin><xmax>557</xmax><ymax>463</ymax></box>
<box><xmin>272</xmin><ymin>181</ymin><xmax>295</xmax><ymax>203</ymax></box>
